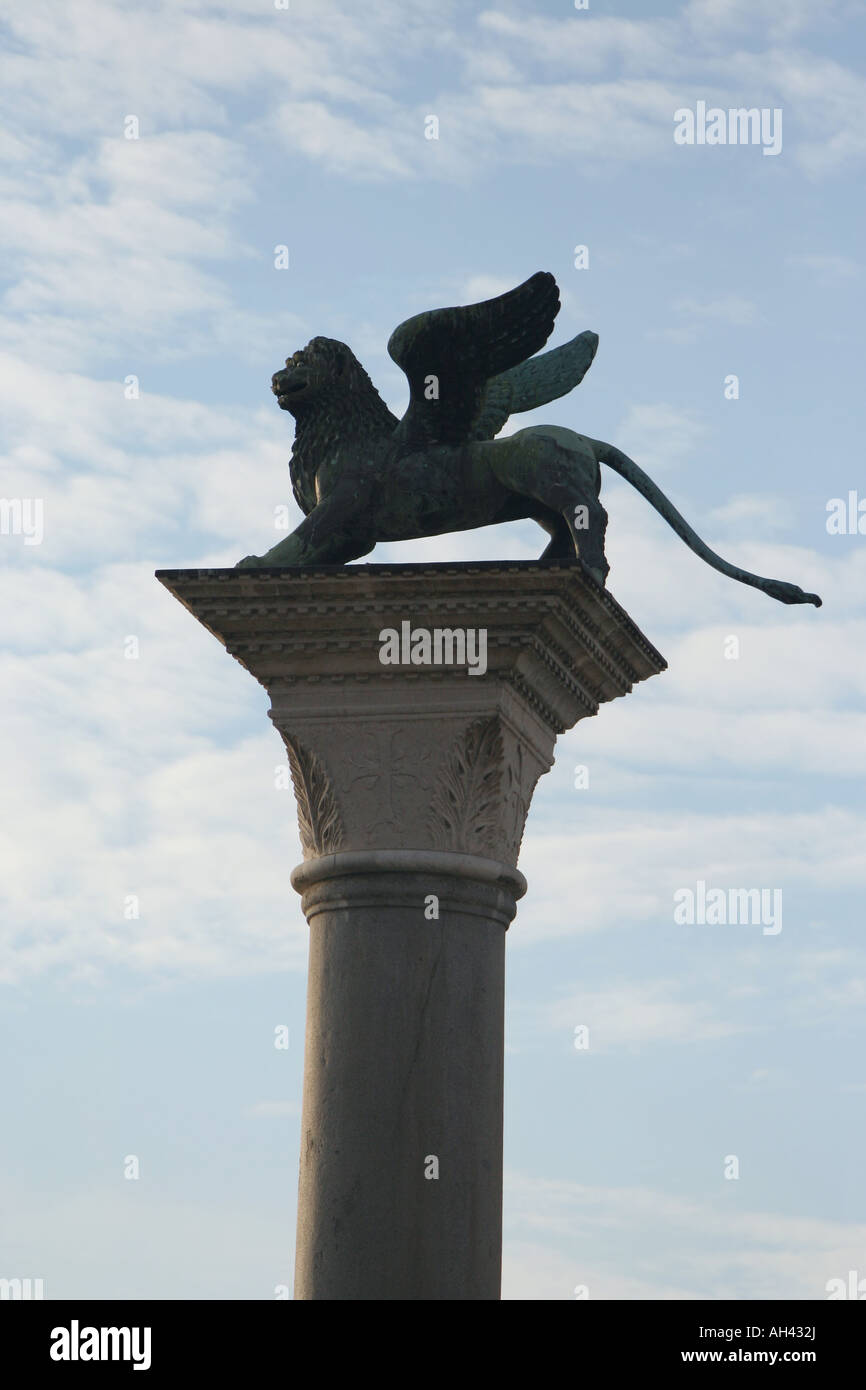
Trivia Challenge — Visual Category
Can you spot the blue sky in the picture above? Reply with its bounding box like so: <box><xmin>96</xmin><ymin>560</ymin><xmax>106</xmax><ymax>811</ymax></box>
<box><xmin>1</xmin><ymin>0</ymin><xmax>865</xmax><ymax>1299</ymax></box>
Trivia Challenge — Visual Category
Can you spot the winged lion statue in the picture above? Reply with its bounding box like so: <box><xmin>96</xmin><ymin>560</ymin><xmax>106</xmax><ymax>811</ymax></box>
<box><xmin>236</xmin><ymin>271</ymin><xmax>821</xmax><ymax>608</ymax></box>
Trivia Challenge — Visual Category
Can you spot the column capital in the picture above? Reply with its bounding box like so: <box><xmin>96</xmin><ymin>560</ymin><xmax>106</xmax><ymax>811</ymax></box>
<box><xmin>157</xmin><ymin>560</ymin><xmax>666</xmax><ymax>868</ymax></box>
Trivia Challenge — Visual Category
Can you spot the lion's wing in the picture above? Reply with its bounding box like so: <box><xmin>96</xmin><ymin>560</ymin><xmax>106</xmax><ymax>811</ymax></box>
<box><xmin>387</xmin><ymin>271</ymin><xmax>560</xmax><ymax>451</ymax></box>
<box><xmin>470</xmin><ymin>330</ymin><xmax>599</xmax><ymax>441</ymax></box>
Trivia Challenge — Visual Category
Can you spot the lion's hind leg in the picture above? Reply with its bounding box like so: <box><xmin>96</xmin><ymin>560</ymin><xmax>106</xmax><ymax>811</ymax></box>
<box><xmin>537</xmin><ymin>515</ymin><xmax>575</xmax><ymax>560</ymax></box>
<box><xmin>491</xmin><ymin>427</ymin><xmax>610</xmax><ymax>583</ymax></box>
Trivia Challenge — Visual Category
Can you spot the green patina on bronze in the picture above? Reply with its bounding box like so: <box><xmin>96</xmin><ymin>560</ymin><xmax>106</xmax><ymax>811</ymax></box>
<box><xmin>237</xmin><ymin>271</ymin><xmax>821</xmax><ymax>607</ymax></box>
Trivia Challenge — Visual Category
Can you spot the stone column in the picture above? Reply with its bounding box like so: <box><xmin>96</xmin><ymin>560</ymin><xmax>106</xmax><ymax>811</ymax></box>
<box><xmin>156</xmin><ymin>559</ymin><xmax>665</xmax><ymax>1300</ymax></box>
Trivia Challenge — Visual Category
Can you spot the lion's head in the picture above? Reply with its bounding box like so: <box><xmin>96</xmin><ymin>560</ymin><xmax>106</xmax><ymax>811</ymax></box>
<box><xmin>272</xmin><ymin>335</ymin><xmax>398</xmax><ymax>515</ymax></box>
<box><xmin>271</xmin><ymin>337</ymin><xmax>357</xmax><ymax>415</ymax></box>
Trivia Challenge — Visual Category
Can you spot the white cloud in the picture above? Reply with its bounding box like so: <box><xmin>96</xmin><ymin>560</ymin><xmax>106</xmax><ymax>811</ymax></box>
<box><xmin>503</xmin><ymin>1239</ymin><xmax>697</xmax><ymax>1300</ymax></box>
<box><xmin>471</xmin><ymin>6</ymin><xmax>866</xmax><ymax>178</ymax></box>
<box><xmin>265</xmin><ymin>100</ymin><xmax>420</xmax><ymax>181</ymax></box>
<box><xmin>504</xmin><ymin>1171</ymin><xmax>866</xmax><ymax>1299</ymax></box>
<box><xmin>708</xmin><ymin>494</ymin><xmax>796</xmax><ymax>533</ymax></box>
<box><xmin>516</xmin><ymin>806</ymin><xmax>866</xmax><ymax>947</ymax></box>
<box><xmin>675</xmin><ymin>294</ymin><xmax>759</xmax><ymax>327</ymax></box>
<box><xmin>685</xmin><ymin>0</ymin><xmax>840</xmax><ymax>41</ymax></box>
<box><xmin>460</xmin><ymin>274</ymin><xmax>519</xmax><ymax>303</ymax></box>
<box><xmin>0</xmin><ymin>354</ymin><xmax>299</xmax><ymax>564</ymax></box>
<box><xmin>246</xmin><ymin>1100</ymin><xmax>301</xmax><ymax>1119</ymax></box>
<box><xmin>459</xmin><ymin>80</ymin><xmax>683</xmax><ymax>167</ymax></box>
<box><xmin>0</xmin><ymin>548</ymin><xmax>314</xmax><ymax>985</ymax></box>
<box><xmin>711</xmin><ymin>48</ymin><xmax>866</xmax><ymax>177</ymax></box>
<box><xmin>0</xmin><ymin>1176</ymin><xmax>294</xmax><ymax>1299</ymax></box>
<box><xmin>786</xmin><ymin>253</ymin><xmax>861</xmax><ymax>285</ymax></box>
<box><xmin>613</xmin><ymin>403</ymin><xmax>706</xmax><ymax>477</ymax></box>
<box><xmin>477</xmin><ymin>11</ymin><xmax>681</xmax><ymax>79</ymax></box>
<box><xmin>543</xmin><ymin>980</ymin><xmax>742</xmax><ymax>1048</ymax></box>
<box><xmin>0</xmin><ymin>130</ymin><xmax>296</xmax><ymax>368</ymax></box>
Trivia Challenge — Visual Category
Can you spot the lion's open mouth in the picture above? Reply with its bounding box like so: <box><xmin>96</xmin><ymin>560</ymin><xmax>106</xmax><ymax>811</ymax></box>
<box><xmin>273</xmin><ymin>374</ymin><xmax>308</xmax><ymax>403</ymax></box>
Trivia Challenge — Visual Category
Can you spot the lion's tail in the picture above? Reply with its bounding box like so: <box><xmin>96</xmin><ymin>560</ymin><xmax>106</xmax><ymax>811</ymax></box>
<box><xmin>590</xmin><ymin>439</ymin><xmax>822</xmax><ymax>608</ymax></box>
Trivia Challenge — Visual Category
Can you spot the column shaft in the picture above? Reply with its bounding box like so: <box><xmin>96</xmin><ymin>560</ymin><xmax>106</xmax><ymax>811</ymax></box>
<box><xmin>292</xmin><ymin>851</ymin><xmax>524</xmax><ymax>1300</ymax></box>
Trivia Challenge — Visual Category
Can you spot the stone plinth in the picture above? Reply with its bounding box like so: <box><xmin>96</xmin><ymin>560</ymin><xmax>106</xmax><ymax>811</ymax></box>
<box><xmin>156</xmin><ymin>559</ymin><xmax>666</xmax><ymax>1300</ymax></box>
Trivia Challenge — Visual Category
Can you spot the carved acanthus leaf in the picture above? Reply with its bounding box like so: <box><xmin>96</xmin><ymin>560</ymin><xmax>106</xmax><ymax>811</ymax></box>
<box><xmin>284</xmin><ymin>736</ymin><xmax>345</xmax><ymax>858</ymax></box>
<box><xmin>428</xmin><ymin>717</ymin><xmax>504</xmax><ymax>855</ymax></box>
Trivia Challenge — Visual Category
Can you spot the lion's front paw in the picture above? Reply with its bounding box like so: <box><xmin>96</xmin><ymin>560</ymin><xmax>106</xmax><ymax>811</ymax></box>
<box><xmin>235</xmin><ymin>554</ymin><xmax>263</xmax><ymax>570</ymax></box>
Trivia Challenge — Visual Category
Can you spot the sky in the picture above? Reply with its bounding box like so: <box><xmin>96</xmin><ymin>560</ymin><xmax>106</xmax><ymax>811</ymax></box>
<box><xmin>1</xmin><ymin>0</ymin><xmax>865</xmax><ymax>1300</ymax></box>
